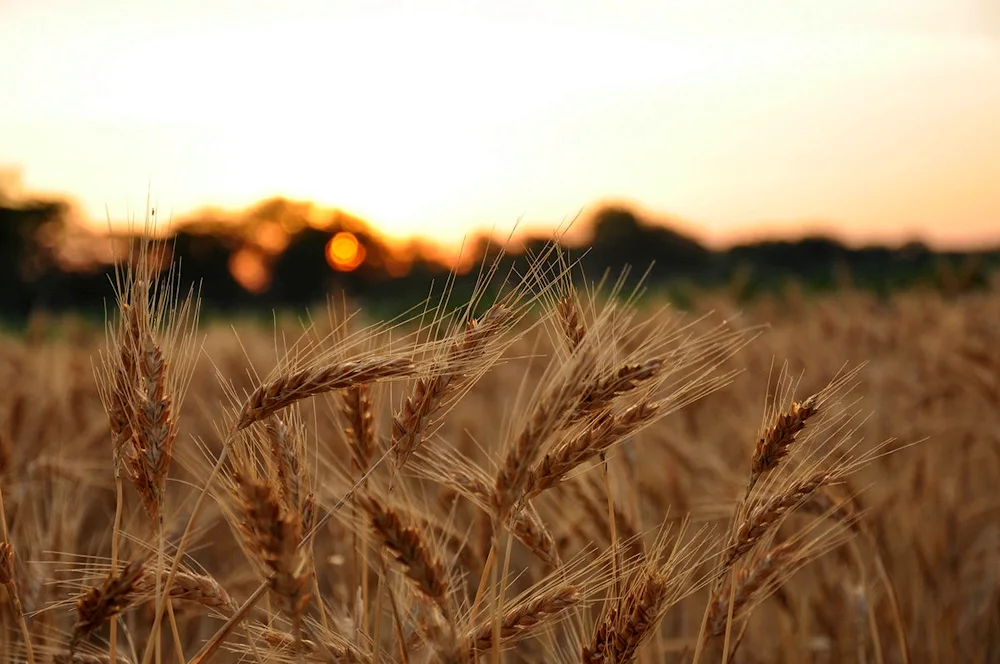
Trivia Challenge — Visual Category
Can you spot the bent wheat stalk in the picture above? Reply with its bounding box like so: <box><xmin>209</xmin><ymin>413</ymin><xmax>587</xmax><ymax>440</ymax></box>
<box><xmin>237</xmin><ymin>357</ymin><xmax>417</xmax><ymax>430</ymax></box>
<box><xmin>466</xmin><ymin>585</ymin><xmax>580</xmax><ymax>655</ymax></box>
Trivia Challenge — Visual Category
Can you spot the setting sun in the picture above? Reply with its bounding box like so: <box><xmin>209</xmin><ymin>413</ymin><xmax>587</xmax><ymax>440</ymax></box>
<box><xmin>325</xmin><ymin>231</ymin><xmax>366</xmax><ymax>272</ymax></box>
<box><xmin>2</xmin><ymin>1</ymin><xmax>1000</xmax><ymax>249</ymax></box>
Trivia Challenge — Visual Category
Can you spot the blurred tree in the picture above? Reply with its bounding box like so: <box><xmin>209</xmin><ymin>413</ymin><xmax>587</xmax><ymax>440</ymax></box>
<box><xmin>0</xmin><ymin>179</ymin><xmax>73</xmax><ymax>316</ymax></box>
<box><xmin>1</xmin><ymin>185</ymin><xmax>998</xmax><ymax>321</ymax></box>
<box><xmin>584</xmin><ymin>205</ymin><xmax>711</xmax><ymax>280</ymax></box>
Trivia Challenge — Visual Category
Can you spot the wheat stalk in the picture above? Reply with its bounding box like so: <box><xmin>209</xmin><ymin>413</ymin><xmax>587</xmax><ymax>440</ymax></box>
<box><xmin>747</xmin><ymin>394</ymin><xmax>819</xmax><ymax>494</ymax></box>
<box><xmin>234</xmin><ymin>474</ymin><xmax>311</xmax><ymax>637</ymax></box>
<box><xmin>584</xmin><ymin>569</ymin><xmax>670</xmax><ymax>664</ymax></box>
<box><xmin>523</xmin><ymin>401</ymin><xmax>660</xmax><ymax>502</ymax></box>
<box><xmin>353</xmin><ymin>490</ymin><xmax>452</xmax><ymax>620</ymax></box>
<box><xmin>466</xmin><ymin>585</ymin><xmax>579</xmax><ymax>655</ymax></box>
<box><xmin>237</xmin><ymin>357</ymin><xmax>416</xmax><ymax>430</ymax></box>
<box><xmin>392</xmin><ymin>303</ymin><xmax>512</xmax><ymax>469</ymax></box>
<box><xmin>556</xmin><ymin>292</ymin><xmax>587</xmax><ymax>352</ymax></box>
<box><xmin>726</xmin><ymin>471</ymin><xmax>834</xmax><ymax>567</ymax></box>
<box><xmin>70</xmin><ymin>558</ymin><xmax>147</xmax><ymax>653</ymax></box>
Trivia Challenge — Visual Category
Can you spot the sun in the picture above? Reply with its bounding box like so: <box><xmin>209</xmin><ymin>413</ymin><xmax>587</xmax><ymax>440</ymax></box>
<box><xmin>325</xmin><ymin>232</ymin><xmax>366</xmax><ymax>272</ymax></box>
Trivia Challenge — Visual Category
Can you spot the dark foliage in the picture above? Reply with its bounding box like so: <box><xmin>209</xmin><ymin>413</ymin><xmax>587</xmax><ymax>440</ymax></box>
<box><xmin>1</xmin><ymin>189</ymin><xmax>997</xmax><ymax>322</ymax></box>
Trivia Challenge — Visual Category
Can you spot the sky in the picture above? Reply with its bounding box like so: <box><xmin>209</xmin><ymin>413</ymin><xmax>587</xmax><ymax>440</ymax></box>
<box><xmin>2</xmin><ymin>0</ymin><xmax>999</xmax><ymax>250</ymax></box>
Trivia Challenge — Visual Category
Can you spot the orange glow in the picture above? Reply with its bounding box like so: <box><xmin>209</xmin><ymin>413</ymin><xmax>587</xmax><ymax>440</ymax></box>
<box><xmin>255</xmin><ymin>221</ymin><xmax>291</xmax><ymax>254</ymax></box>
<box><xmin>7</xmin><ymin>4</ymin><xmax>1000</xmax><ymax>251</ymax></box>
<box><xmin>325</xmin><ymin>232</ymin><xmax>366</xmax><ymax>272</ymax></box>
<box><xmin>229</xmin><ymin>247</ymin><xmax>270</xmax><ymax>293</ymax></box>
<box><xmin>384</xmin><ymin>255</ymin><xmax>413</xmax><ymax>278</ymax></box>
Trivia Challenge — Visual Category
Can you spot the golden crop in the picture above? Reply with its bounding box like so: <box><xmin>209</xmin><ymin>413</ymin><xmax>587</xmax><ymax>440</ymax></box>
<box><xmin>0</xmin><ymin>237</ymin><xmax>995</xmax><ymax>664</ymax></box>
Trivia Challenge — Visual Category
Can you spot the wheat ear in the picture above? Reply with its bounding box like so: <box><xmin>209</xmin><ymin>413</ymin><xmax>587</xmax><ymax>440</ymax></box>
<box><xmin>237</xmin><ymin>356</ymin><xmax>416</xmax><ymax>430</ymax></box>
<box><xmin>353</xmin><ymin>490</ymin><xmax>452</xmax><ymax>621</ymax></box>
<box><xmin>523</xmin><ymin>401</ymin><xmax>660</xmax><ymax>502</ymax></box>
<box><xmin>466</xmin><ymin>585</ymin><xmax>579</xmax><ymax>655</ymax></box>
<box><xmin>234</xmin><ymin>474</ymin><xmax>311</xmax><ymax>642</ymax></box>
<box><xmin>392</xmin><ymin>303</ymin><xmax>512</xmax><ymax>469</ymax></box>
<box><xmin>747</xmin><ymin>394</ymin><xmax>819</xmax><ymax>494</ymax></box>
<box><xmin>727</xmin><ymin>470</ymin><xmax>834</xmax><ymax>567</ymax></box>
<box><xmin>70</xmin><ymin>558</ymin><xmax>146</xmax><ymax>653</ymax></box>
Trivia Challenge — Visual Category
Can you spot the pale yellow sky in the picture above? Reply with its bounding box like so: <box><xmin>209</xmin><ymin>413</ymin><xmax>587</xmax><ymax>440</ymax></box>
<box><xmin>2</xmin><ymin>0</ymin><xmax>999</xmax><ymax>249</ymax></box>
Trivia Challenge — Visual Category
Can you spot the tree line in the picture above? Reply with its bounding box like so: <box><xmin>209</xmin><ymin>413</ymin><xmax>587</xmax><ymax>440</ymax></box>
<box><xmin>2</xmin><ymin>189</ymin><xmax>997</xmax><ymax>321</ymax></box>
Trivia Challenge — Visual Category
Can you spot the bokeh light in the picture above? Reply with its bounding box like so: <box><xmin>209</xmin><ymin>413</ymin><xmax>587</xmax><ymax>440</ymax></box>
<box><xmin>325</xmin><ymin>231</ymin><xmax>366</xmax><ymax>272</ymax></box>
<box><xmin>254</xmin><ymin>220</ymin><xmax>291</xmax><ymax>255</ymax></box>
<box><xmin>228</xmin><ymin>246</ymin><xmax>270</xmax><ymax>293</ymax></box>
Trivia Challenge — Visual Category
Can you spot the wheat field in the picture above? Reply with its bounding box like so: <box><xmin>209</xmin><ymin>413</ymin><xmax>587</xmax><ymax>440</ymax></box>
<box><xmin>0</xmin><ymin>235</ymin><xmax>996</xmax><ymax>664</ymax></box>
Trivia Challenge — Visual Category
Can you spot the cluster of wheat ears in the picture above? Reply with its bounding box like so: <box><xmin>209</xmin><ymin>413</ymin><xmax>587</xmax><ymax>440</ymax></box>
<box><xmin>1</xmin><ymin>228</ymin><xmax>996</xmax><ymax>663</ymax></box>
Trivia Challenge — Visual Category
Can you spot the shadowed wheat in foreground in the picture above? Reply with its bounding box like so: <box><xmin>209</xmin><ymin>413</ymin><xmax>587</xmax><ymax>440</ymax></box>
<box><xmin>1</xmin><ymin>228</ymin><xmax>995</xmax><ymax>663</ymax></box>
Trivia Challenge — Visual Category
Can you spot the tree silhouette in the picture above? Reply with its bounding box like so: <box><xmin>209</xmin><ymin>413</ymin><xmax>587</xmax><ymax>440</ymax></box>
<box><xmin>0</xmin><ymin>183</ymin><xmax>74</xmax><ymax>316</ymax></box>
<box><xmin>584</xmin><ymin>205</ymin><xmax>711</xmax><ymax>280</ymax></box>
<box><xmin>0</xmin><ymin>188</ymin><xmax>997</xmax><ymax>321</ymax></box>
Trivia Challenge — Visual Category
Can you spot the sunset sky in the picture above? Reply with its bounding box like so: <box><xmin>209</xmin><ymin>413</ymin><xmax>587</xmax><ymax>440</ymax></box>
<box><xmin>2</xmin><ymin>0</ymin><xmax>999</xmax><ymax>250</ymax></box>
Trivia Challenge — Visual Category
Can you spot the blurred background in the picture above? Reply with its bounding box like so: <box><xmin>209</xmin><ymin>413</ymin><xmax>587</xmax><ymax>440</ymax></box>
<box><xmin>2</xmin><ymin>0</ymin><xmax>999</xmax><ymax>319</ymax></box>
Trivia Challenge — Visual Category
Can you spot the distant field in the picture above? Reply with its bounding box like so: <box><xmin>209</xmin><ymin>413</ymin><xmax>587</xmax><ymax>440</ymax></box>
<box><xmin>0</xmin><ymin>242</ymin><xmax>995</xmax><ymax>663</ymax></box>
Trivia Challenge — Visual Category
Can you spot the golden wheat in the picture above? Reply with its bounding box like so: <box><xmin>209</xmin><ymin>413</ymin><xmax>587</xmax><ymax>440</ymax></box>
<box><xmin>2</xmin><ymin>227</ymin><xmax>994</xmax><ymax>664</ymax></box>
